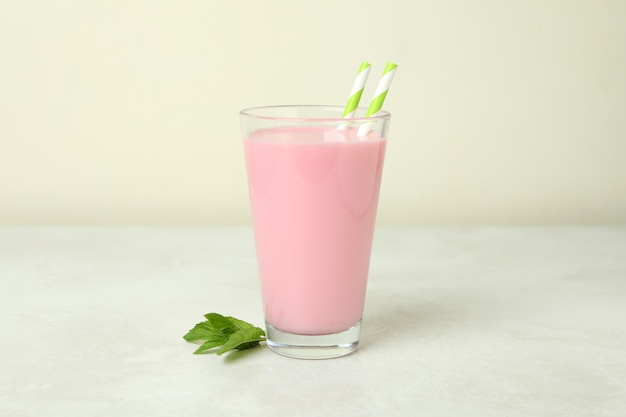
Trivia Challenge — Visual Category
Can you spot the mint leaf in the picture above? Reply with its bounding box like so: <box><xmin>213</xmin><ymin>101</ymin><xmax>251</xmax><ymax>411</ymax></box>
<box><xmin>203</xmin><ymin>313</ymin><xmax>235</xmax><ymax>332</ymax></box>
<box><xmin>216</xmin><ymin>327</ymin><xmax>266</xmax><ymax>355</ymax></box>
<box><xmin>193</xmin><ymin>336</ymin><xmax>228</xmax><ymax>354</ymax></box>
<box><xmin>183</xmin><ymin>322</ymin><xmax>221</xmax><ymax>343</ymax></box>
<box><xmin>184</xmin><ymin>313</ymin><xmax>266</xmax><ymax>356</ymax></box>
<box><xmin>225</xmin><ymin>316</ymin><xmax>256</xmax><ymax>331</ymax></box>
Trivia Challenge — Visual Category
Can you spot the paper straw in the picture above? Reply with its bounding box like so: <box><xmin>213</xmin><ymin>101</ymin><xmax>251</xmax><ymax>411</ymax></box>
<box><xmin>342</xmin><ymin>62</ymin><xmax>372</xmax><ymax>118</ymax></box>
<box><xmin>358</xmin><ymin>62</ymin><xmax>398</xmax><ymax>136</ymax></box>
<box><xmin>365</xmin><ymin>62</ymin><xmax>397</xmax><ymax>116</ymax></box>
<box><xmin>338</xmin><ymin>62</ymin><xmax>371</xmax><ymax>133</ymax></box>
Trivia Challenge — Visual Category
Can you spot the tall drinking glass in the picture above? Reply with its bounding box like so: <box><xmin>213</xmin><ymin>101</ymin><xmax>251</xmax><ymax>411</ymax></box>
<box><xmin>240</xmin><ymin>105</ymin><xmax>390</xmax><ymax>359</ymax></box>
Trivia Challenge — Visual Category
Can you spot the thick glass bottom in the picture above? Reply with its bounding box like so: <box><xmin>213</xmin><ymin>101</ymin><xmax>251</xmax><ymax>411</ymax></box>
<box><xmin>265</xmin><ymin>321</ymin><xmax>361</xmax><ymax>360</ymax></box>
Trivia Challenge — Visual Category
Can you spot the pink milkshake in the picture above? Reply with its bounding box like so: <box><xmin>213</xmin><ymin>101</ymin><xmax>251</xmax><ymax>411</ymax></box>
<box><xmin>244</xmin><ymin>126</ymin><xmax>386</xmax><ymax>333</ymax></box>
<box><xmin>240</xmin><ymin>105</ymin><xmax>390</xmax><ymax>358</ymax></box>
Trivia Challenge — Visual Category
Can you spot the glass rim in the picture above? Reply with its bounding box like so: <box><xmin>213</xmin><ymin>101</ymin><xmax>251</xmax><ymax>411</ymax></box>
<box><xmin>239</xmin><ymin>104</ymin><xmax>391</xmax><ymax>122</ymax></box>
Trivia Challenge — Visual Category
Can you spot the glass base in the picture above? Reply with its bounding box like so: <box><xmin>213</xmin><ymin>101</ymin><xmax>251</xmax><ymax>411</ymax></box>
<box><xmin>265</xmin><ymin>321</ymin><xmax>361</xmax><ymax>360</ymax></box>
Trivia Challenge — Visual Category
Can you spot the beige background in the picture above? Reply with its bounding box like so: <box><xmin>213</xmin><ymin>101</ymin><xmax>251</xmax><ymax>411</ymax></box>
<box><xmin>1</xmin><ymin>0</ymin><xmax>625</xmax><ymax>225</ymax></box>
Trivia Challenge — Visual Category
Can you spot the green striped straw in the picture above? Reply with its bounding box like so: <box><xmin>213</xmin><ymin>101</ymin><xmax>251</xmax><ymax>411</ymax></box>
<box><xmin>358</xmin><ymin>62</ymin><xmax>398</xmax><ymax>136</ymax></box>
<box><xmin>342</xmin><ymin>61</ymin><xmax>372</xmax><ymax>118</ymax></box>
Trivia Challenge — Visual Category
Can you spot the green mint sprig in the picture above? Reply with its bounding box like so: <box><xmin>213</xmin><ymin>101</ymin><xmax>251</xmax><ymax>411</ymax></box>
<box><xmin>183</xmin><ymin>313</ymin><xmax>266</xmax><ymax>355</ymax></box>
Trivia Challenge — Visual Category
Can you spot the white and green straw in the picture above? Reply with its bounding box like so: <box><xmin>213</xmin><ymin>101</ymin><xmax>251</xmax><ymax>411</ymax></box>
<box><xmin>342</xmin><ymin>61</ymin><xmax>372</xmax><ymax>118</ymax></box>
<box><xmin>358</xmin><ymin>61</ymin><xmax>398</xmax><ymax>136</ymax></box>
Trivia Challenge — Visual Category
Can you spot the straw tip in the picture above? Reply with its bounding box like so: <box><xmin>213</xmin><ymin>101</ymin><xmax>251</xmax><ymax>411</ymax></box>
<box><xmin>385</xmin><ymin>62</ymin><xmax>398</xmax><ymax>71</ymax></box>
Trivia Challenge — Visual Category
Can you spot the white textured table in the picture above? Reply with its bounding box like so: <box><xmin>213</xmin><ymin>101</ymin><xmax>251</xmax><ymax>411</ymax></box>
<box><xmin>1</xmin><ymin>227</ymin><xmax>625</xmax><ymax>417</ymax></box>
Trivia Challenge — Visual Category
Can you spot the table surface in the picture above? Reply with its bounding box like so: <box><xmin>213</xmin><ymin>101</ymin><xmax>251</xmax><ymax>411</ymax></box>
<box><xmin>1</xmin><ymin>227</ymin><xmax>625</xmax><ymax>417</ymax></box>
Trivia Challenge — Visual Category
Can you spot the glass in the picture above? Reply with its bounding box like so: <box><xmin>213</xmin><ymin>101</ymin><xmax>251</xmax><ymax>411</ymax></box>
<box><xmin>240</xmin><ymin>105</ymin><xmax>390</xmax><ymax>359</ymax></box>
